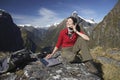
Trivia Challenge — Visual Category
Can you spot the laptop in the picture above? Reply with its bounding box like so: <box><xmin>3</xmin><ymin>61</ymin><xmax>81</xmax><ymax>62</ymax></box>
<box><xmin>40</xmin><ymin>58</ymin><xmax>62</xmax><ymax>67</ymax></box>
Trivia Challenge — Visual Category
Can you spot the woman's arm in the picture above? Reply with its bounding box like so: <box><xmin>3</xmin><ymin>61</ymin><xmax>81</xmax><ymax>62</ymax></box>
<box><xmin>75</xmin><ymin>30</ymin><xmax>90</xmax><ymax>41</ymax></box>
<box><xmin>73</xmin><ymin>24</ymin><xmax>90</xmax><ymax>41</ymax></box>
<box><xmin>46</xmin><ymin>30</ymin><xmax>63</xmax><ymax>59</ymax></box>
<box><xmin>45</xmin><ymin>47</ymin><xmax>58</xmax><ymax>59</ymax></box>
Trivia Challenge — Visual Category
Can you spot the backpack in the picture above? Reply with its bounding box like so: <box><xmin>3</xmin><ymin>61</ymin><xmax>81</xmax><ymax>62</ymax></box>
<box><xmin>0</xmin><ymin>49</ymin><xmax>32</xmax><ymax>74</ymax></box>
<box><xmin>10</xmin><ymin>49</ymin><xmax>32</xmax><ymax>67</ymax></box>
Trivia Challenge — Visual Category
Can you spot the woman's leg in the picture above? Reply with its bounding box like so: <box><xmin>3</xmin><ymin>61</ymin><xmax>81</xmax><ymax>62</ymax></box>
<box><xmin>61</xmin><ymin>47</ymin><xmax>75</xmax><ymax>63</ymax></box>
<box><xmin>73</xmin><ymin>37</ymin><xmax>93</xmax><ymax>62</ymax></box>
<box><xmin>73</xmin><ymin>37</ymin><xmax>98</xmax><ymax>74</ymax></box>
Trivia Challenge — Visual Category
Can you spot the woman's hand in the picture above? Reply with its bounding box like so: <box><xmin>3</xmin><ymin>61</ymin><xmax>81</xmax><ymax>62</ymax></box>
<box><xmin>45</xmin><ymin>47</ymin><xmax>58</xmax><ymax>59</ymax></box>
<box><xmin>45</xmin><ymin>53</ymin><xmax>53</xmax><ymax>59</ymax></box>
<box><xmin>73</xmin><ymin>24</ymin><xmax>77</xmax><ymax>32</ymax></box>
<box><xmin>72</xmin><ymin>24</ymin><xmax>90</xmax><ymax>41</ymax></box>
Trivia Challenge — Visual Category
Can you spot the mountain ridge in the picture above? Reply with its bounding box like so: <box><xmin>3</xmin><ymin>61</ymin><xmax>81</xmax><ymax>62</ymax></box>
<box><xmin>90</xmin><ymin>0</ymin><xmax>120</xmax><ymax>49</ymax></box>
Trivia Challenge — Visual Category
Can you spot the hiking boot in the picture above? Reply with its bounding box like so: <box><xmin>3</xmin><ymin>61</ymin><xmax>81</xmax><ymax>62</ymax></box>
<box><xmin>84</xmin><ymin>60</ymin><xmax>98</xmax><ymax>75</ymax></box>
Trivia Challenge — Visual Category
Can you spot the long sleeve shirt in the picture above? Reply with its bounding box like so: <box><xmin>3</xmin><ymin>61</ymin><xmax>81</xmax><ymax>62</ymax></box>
<box><xmin>56</xmin><ymin>28</ymin><xmax>83</xmax><ymax>48</ymax></box>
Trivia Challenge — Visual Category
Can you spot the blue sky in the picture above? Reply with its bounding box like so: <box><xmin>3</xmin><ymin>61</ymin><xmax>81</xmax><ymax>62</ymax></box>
<box><xmin>0</xmin><ymin>0</ymin><xmax>118</xmax><ymax>27</ymax></box>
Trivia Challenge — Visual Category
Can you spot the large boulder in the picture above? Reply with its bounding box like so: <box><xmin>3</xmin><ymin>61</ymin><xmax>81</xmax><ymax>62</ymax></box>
<box><xmin>0</xmin><ymin>9</ymin><xmax>24</xmax><ymax>52</ymax></box>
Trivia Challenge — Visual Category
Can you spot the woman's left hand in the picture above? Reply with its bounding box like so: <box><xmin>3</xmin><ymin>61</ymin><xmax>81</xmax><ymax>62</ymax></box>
<box><xmin>73</xmin><ymin>24</ymin><xmax>77</xmax><ymax>32</ymax></box>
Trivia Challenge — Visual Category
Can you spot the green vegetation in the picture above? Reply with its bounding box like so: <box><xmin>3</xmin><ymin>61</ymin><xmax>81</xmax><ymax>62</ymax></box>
<box><xmin>91</xmin><ymin>46</ymin><xmax>120</xmax><ymax>80</ymax></box>
<box><xmin>20</xmin><ymin>28</ymin><xmax>28</xmax><ymax>47</ymax></box>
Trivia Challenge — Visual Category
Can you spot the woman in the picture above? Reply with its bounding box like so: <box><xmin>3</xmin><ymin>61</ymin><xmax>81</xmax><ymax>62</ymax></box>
<box><xmin>46</xmin><ymin>16</ymin><xmax>91</xmax><ymax>61</ymax></box>
<box><xmin>46</xmin><ymin>16</ymin><xmax>98</xmax><ymax>74</ymax></box>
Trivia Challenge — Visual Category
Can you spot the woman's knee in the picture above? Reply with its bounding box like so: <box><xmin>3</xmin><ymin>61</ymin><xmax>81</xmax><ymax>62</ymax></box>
<box><xmin>61</xmin><ymin>51</ymin><xmax>75</xmax><ymax>62</ymax></box>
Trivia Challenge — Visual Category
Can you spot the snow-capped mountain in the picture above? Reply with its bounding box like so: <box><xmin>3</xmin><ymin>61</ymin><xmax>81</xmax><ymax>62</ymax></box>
<box><xmin>71</xmin><ymin>11</ymin><xmax>96</xmax><ymax>24</ymax></box>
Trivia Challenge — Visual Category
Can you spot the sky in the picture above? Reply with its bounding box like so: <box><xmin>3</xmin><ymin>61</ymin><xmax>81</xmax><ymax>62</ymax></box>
<box><xmin>0</xmin><ymin>0</ymin><xmax>118</xmax><ymax>27</ymax></box>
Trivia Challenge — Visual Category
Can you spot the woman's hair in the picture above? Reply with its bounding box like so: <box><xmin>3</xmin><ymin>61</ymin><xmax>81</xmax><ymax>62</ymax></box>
<box><xmin>67</xmin><ymin>16</ymin><xmax>77</xmax><ymax>25</ymax></box>
<box><xmin>67</xmin><ymin>16</ymin><xmax>81</xmax><ymax>31</ymax></box>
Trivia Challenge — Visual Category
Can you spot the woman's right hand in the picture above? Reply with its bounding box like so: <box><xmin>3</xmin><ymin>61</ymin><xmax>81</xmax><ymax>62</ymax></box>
<box><xmin>45</xmin><ymin>54</ymin><xmax>53</xmax><ymax>59</ymax></box>
<box><xmin>45</xmin><ymin>47</ymin><xmax>58</xmax><ymax>59</ymax></box>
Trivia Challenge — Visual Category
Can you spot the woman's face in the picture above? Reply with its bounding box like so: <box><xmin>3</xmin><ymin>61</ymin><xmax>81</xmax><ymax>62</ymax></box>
<box><xmin>66</xmin><ymin>18</ymin><xmax>74</xmax><ymax>28</ymax></box>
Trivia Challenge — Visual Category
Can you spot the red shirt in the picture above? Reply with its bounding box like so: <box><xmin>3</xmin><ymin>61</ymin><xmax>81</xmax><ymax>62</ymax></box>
<box><xmin>56</xmin><ymin>28</ymin><xmax>83</xmax><ymax>48</ymax></box>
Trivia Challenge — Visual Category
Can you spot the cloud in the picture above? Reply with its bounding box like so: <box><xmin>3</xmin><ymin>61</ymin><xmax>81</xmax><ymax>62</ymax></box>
<box><xmin>12</xmin><ymin>14</ymin><xmax>26</xmax><ymax>20</ymax></box>
<box><xmin>12</xmin><ymin>8</ymin><xmax>63</xmax><ymax>27</ymax></box>
<box><xmin>80</xmin><ymin>9</ymin><xmax>96</xmax><ymax>15</ymax></box>
<box><xmin>38</xmin><ymin>8</ymin><xmax>57</xmax><ymax>18</ymax></box>
<box><xmin>35</xmin><ymin>8</ymin><xmax>63</xmax><ymax>27</ymax></box>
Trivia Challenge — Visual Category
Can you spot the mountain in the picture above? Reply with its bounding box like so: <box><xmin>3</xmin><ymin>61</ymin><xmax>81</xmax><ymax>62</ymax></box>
<box><xmin>41</xmin><ymin>20</ymin><xmax>66</xmax><ymax>47</ymax></box>
<box><xmin>90</xmin><ymin>0</ymin><xmax>120</xmax><ymax>48</ymax></box>
<box><xmin>19</xmin><ymin>25</ymin><xmax>47</xmax><ymax>52</ymax></box>
<box><xmin>0</xmin><ymin>9</ymin><xmax>24</xmax><ymax>52</ymax></box>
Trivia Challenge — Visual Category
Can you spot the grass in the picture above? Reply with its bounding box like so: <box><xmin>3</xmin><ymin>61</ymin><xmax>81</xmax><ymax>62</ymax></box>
<box><xmin>0</xmin><ymin>52</ymin><xmax>10</xmax><ymax>59</ymax></box>
<box><xmin>90</xmin><ymin>46</ymin><xmax>120</xmax><ymax>80</ymax></box>
<box><xmin>102</xmin><ymin>64</ymin><xmax>120</xmax><ymax>80</ymax></box>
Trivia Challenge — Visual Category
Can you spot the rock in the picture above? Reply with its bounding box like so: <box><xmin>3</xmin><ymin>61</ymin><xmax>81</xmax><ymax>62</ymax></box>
<box><xmin>97</xmin><ymin>56</ymin><xmax>120</xmax><ymax>67</ymax></box>
<box><xmin>0</xmin><ymin>57</ymin><xmax>101</xmax><ymax>80</ymax></box>
<box><xmin>0</xmin><ymin>73</ymin><xmax>17</xmax><ymax>80</ymax></box>
<box><xmin>23</xmin><ymin>61</ymin><xmax>101</xmax><ymax>80</ymax></box>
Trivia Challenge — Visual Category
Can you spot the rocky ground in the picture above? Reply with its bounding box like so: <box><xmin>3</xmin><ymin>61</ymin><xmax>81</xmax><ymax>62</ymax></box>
<box><xmin>0</xmin><ymin>54</ymin><xmax>101</xmax><ymax>80</ymax></box>
<box><xmin>0</xmin><ymin>47</ymin><xmax>120</xmax><ymax>80</ymax></box>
